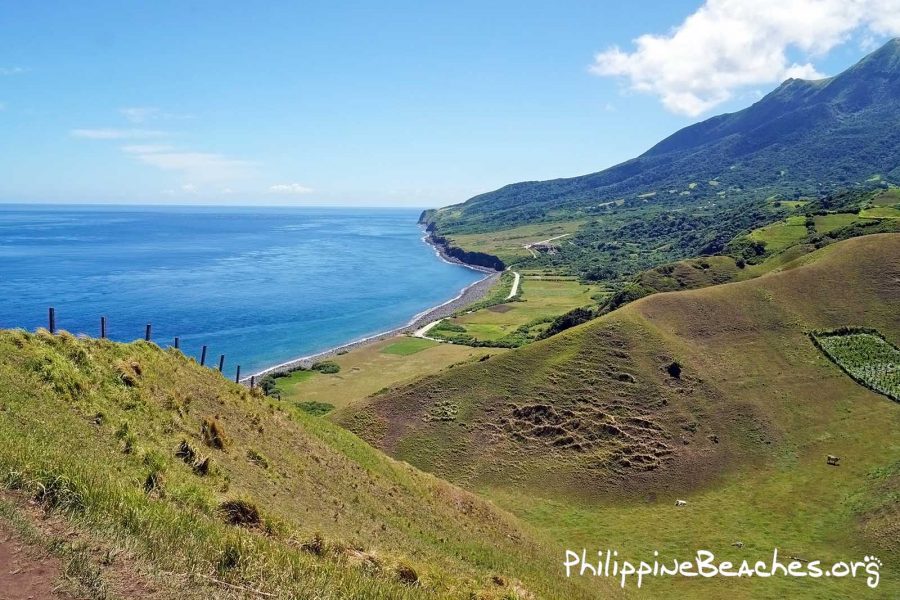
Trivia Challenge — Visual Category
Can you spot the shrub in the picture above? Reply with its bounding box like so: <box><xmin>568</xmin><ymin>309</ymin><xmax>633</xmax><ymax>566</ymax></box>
<box><xmin>667</xmin><ymin>361</ymin><xmax>682</xmax><ymax>379</ymax></box>
<box><xmin>201</xmin><ymin>418</ymin><xmax>228</xmax><ymax>450</ymax></box>
<box><xmin>246</xmin><ymin>449</ymin><xmax>269</xmax><ymax>469</ymax></box>
<box><xmin>396</xmin><ymin>562</ymin><xmax>419</xmax><ymax>586</ymax></box>
<box><xmin>311</xmin><ymin>361</ymin><xmax>340</xmax><ymax>374</ymax></box>
<box><xmin>34</xmin><ymin>473</ymin><xmax>85</xmax><ymax>513</ymax></box>
<box><xmin>219</xmin><ymin>499</ymin><xmax>261</xmax><ymax>527</ymax></box>
<box><xmin>295</xmin><ymin>401</ymin><xmax>334</xmax><ymax>416</ymax></box>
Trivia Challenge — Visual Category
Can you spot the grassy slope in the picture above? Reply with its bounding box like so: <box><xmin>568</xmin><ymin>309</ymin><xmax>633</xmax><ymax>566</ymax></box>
<box><xmin>0</xmin><ymin>331</ymin><xmax>614</xmax><ymax>599</ymax></box>
<box><xmin>445</xmin><ymin>220</ymin><xmax>586</xmax><ymax>265</ymax></box>
<box><xmin>338</xmin><ymin>234</ymin><xmax>900</xmax><ymax>597</ymax></box>
<box><xmin>277</xmin><ymin>336</ymin><xmax>503</xmax><ymax>411</ymax></box>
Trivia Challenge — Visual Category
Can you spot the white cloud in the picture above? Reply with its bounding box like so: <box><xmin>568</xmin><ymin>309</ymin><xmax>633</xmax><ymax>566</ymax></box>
<box><xmin>133</xmin><ymin>151</ymin><xmax>254</xmax><ymax>182</ymax></box>
<box><xmin>0</xmin><ymin>66</ymin><xmax>27</xmax><ymax>76</ymax></box>
<box><xmin>118</xmin><ymin>106</ymin><xmax>194</xmax><ymax>123</ymax></box>
<box><xmin>73</xmin><ymin>111</ymin><xmax>254</xmax><ymax>183</ymax></box>
<box><xmin>269</xmin><ymin>183</ymin><xmax>314</xmax><ymax>195</ymax></box>
<box><xmin>121</xmin><ymin>144</ymin><xmax>174</xmax><ymax>154</ymax></box>
<box><xmin>119</xmin><ymin>107</ymin><xmax>160</xmax><ymax>123</ymax></box>
<box><xmin>70</xmin><ymin>128</ymin><xmax>168</xmax><ymax>140</ymax></box>
<box><xmin>591</xmin><ymin>0</ymin><xmax>900</xmax><ymax>116</ymax></box>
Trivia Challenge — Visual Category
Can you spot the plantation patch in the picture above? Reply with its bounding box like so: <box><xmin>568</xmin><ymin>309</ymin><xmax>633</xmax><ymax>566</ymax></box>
<box><xmin>812</xmin><ymin>329</ymin><xmax>899</xmax><ymax>401</ymax></box>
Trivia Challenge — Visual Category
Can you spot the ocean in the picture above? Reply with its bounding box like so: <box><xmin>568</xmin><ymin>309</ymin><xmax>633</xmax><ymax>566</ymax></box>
<box><xmin>0</xmin><ymin>205</ymin><xmax>484</xmax><ymax>375</ymax></box>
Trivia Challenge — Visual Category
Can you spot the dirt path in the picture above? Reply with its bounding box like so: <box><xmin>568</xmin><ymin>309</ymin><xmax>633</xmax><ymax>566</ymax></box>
<box><xmin>506</xmin><ymin>271</ymin><xmax>521</xmax><ymax>300</ymax></box>
<box><xmin>523</xmin><ymin>233</ymin><xmax>571</xmax><ymax>257</ymax></box>
<box><xmin>412</xmin><ymin>319</ymin><xmax>443</xmax><ymax>339</ymax></box>
<box><xmin>0</xmin><ymin>522</ymin><xmax>67</xmax><ymax>599</ymax></box>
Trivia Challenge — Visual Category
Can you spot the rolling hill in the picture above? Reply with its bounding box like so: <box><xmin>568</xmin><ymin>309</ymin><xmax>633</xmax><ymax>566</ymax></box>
<box><xmin>0</xmin><ymin>329</ymin><xmax>620</xmax><ymax>599</ymax></box>
<box><xmin>426</xmin><ymin>39</ymin><xmax>900</xmax><ymax>236</ymax></box>
<box><xmin>337</xmin><ymin>233</ymin><xmax>900</xmax><ymax>597</ymax></box>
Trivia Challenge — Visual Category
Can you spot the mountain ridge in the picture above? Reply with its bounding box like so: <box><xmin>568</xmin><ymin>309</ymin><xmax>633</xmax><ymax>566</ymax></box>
<box><xmin>429</xmin><ymin>38</ymin><xmax>900</xmax><ymax>234</ymax></box>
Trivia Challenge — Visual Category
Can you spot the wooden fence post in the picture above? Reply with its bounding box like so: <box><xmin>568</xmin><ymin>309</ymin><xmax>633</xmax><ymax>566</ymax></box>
<box><xmin>48</xmin><ymin>307</ymin><xmax>56</xmax><ymax>334</ymax></box>
<box><xmin>250</xmin><ymin>375</ymin><xmax>256</xmax><ymax>389</ymax></box>
<box><xmin>218</xmin><ymin>355</ymin><xmax>225</xmax><ymax>372</ymax></box>
<box><xmin>145</xmin><ymin>323</ymin><xmax>152</xmax><ymax>341</ymax></box>
<box><xmin>200</xmin><ymin>345</ymin><xmax>208</xmax><ymax>366</ymax></box>
<box><xmin>174</xmin><ymin>336</ymin><xmax>180</xmax><ymax>349</ymax></box>
<box><xmin>100</xmin><ymin>316</ymin><xmax>107</xmax><ymax>339</ymax></box>
<box><xmin>235</xmin><ymin>366</ymin><xmax>241</xmax><ymax>383</ymax></box>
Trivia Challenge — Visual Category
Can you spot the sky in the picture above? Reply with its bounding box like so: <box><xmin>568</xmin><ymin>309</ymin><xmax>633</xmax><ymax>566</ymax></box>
<box><xmin>1</xmin><ymin>1</ymin><xmax>898</xmax><ymax>207</ymax></box>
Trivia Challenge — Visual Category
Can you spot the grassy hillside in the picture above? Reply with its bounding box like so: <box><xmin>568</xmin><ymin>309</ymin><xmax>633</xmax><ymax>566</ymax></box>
<box><xmin>338</xmin><ymin>234</ymin><xmax>900</xmax><ymax>597</ymax></box>
<box><xmin>0</xmin><ymin>330</ymin><xmax>617</xmax><ymax>599</ymax></box>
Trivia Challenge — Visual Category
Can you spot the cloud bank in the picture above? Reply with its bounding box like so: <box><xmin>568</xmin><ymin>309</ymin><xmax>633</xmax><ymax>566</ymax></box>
<box><xmin>591</xmin><ymin>0</ymin><xmax>900</xmax><ymax>116</ymax></box>
<box><xmin>269</xmin><ymin>183</ymin><xmax>314</xmax><ymax>195</ymax></box>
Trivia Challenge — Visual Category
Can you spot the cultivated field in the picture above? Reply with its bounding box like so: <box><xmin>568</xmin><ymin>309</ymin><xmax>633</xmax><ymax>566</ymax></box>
<box><xmin>813</xmin><ymin>329</ymin><xmax>900</xmax><ymax>401</ymax></box>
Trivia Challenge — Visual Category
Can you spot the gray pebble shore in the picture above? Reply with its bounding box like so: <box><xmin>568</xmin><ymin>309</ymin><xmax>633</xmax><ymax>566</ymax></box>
<box><xmin>243</xmin><ymin>240</ymin><xmax>501</xmax><ymax>383</ymax></box>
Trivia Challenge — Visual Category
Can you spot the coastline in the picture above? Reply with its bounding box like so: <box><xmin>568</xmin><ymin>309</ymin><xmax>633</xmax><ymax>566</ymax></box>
<box><xmin>243</xmin><ymin>231</ymin><xmax>501</xmax><ymax>383</ymax></box>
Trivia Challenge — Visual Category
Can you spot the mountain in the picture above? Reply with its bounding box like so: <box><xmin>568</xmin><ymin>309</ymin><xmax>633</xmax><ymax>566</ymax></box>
<box><xmin>429</xmin><ymin>39</ymin><xmax>900</xmax><ymax>234</ymax></box>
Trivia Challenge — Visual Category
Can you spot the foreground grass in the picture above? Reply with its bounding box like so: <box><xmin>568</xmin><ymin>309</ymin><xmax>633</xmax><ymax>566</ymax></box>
<box><xmin>0</xmin><ymin>329</ymin><xmax>607</xmax><ymax>599</ymax></box>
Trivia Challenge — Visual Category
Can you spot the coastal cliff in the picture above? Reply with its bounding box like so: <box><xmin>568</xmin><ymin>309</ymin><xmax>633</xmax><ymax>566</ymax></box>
<box><xmin>419</xmin><ymin>209</ymin><xmax>506</xmax><ymax>272</ymax></box>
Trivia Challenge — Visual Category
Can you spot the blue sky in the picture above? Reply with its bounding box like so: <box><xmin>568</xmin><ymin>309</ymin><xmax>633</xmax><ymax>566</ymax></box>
<box><xmin>1</xmin><ymin>1</ymin><xmax>897</xmax><ymax>207</ymax></box>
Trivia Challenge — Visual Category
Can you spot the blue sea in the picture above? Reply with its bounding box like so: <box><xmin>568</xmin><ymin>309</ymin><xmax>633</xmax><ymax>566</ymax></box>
<box><xmin>0</xmin><ymin>205</ymin><xmax>483</xmax><ymax>375</ymax></box>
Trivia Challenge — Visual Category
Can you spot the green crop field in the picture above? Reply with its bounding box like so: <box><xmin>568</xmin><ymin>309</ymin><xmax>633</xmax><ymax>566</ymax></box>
<box><xmin>381</xmin><ymin>338</ymin><xmax>438</xmax><ymax>356</ymax></box>
<box><xmin>871</xmin><ymin>188</ymin><xmax>900</xmax><ymax>206</ymax></box>
<box><xmin>860</xmin><ymin>206</ymin><xmax>900</xmax><ymax>219</ymax></box>
<box><xmin>747</xmin><ymin>217</ymin><xmax>809</xmax><ymax>253</ymax></box>
<box><xmin>430</xmin><ymin>276</ymin><xmax>599</xmax><ymax>346</ymax></box>
<box><xmin>813</xmin><ymin>213</ymin><xmax>859</xmax><ymax>233</ymax></box>
<box><xmin>813</xmin><ymin>330</ymin><xmax>900</xmax><ymax>401</ymax></box>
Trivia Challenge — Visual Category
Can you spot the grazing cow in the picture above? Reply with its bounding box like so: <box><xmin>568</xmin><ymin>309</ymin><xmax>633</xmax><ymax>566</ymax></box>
<box><xmin>674</xmin><ymin>499</ymin><xmax>687</xmax><ymax>507</ymax></box>
<box><xmin>826</xmin><ymin>455</ymin><xmax>841</xmax><ymax>466</ymax></box>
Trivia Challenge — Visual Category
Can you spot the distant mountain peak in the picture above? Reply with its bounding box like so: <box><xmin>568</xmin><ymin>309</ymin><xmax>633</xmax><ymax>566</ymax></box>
<box><xmin>434</xmin><ymin>39</ymin><xmax>900</xmax><ymax>233</ymax></box>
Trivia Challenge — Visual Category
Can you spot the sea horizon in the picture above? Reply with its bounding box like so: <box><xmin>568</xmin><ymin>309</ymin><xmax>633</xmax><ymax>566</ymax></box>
<box><xmin>0</xmin><ymin>204</ymin><xmax>484</xmax><ymax>375</ymax></box>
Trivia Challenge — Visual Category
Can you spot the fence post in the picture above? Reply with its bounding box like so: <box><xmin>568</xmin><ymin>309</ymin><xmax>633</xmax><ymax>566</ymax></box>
<box><xmin>250</xmin><ymin>375</ymin><xmax>256</xmax><ymax>389</ymax></box>
<box><xmin>218</xmin><ymin>355</ymin><xmax>225</xmax><ymax>372</ymax></box>
<box><xmin>200</xmin><ymin>345</ymin><xmax>208</xmax><ymax>366</ymax></box>
<box><xmin>235</xmin><ymin>366</ymin><xmax>241</xmax><ymax>383</ymax></box>
<box><xmin>174</xmin><ymin>336</ymin><xmax>180</xmax><ymax>349</ymax></box>
<box><xmin>48</xmin><ymin>307</ymin><xmax>56</xmax><ymax>334</ymax></box>
<box><xmin>145</xmin><ymin>323</ymin><xmax>152</xmax><ymax>341</ymax></box>
<box><xmin>100</xmin><ymin>316</ymin><xmax>107</xmax><ymax>339</ymax></box>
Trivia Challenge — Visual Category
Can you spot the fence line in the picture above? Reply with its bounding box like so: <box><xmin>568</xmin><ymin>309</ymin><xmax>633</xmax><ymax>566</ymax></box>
<box><xmin>42</xmin><ymin>306</ymin><xmax>253</xmax><ymax>388</ymax></box>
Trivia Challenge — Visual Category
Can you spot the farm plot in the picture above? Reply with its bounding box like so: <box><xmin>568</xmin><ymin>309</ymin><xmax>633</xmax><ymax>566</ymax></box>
<box><xmin>812</xmin><ymin>329</ymin><xmax>899</xmax><ymax>401</ymax></box>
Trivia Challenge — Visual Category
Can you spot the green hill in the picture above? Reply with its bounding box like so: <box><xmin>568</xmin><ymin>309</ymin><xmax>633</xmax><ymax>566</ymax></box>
<box><xmin>337</xmin><ymin>234</ymin><xmax>900</xmax><ymax>597</ymax></box>
<box><xmin>0</xmin><ymin>329</ymin><xmax>618</xmax><ymax>599</ymax></box>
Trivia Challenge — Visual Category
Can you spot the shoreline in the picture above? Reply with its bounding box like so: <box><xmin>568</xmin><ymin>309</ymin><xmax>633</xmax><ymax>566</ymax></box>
<box><xmin>242</xmin><ymin>232</ymin><xmax>500</xmax><ymax>383</ymax></box>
